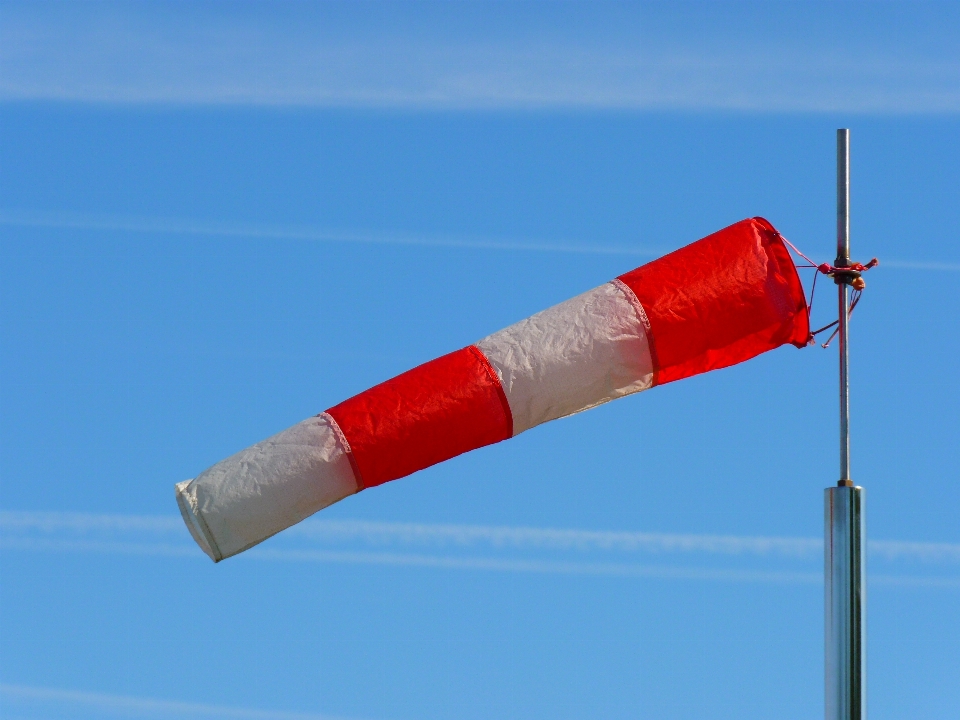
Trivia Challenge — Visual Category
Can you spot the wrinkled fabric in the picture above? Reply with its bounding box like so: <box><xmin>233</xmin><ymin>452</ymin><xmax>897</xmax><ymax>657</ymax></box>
<box><xmin>618</xmin><ymin>217</ymin><xmax>809</xmax><ymax>385</ymax></box>
<box><xmin>326</xmin><ymin>346</ymin><xmax>513</xmax><ymax>489</ymax></box>
<box><xmin>175</xmin><ymin>413</ymin><xmax>357</xmax><ymax>561</ymax></box>
<box><xmin>477</xmin><ymin>280</ymin><xmax>654</xmax><ymax>435</ymax></box>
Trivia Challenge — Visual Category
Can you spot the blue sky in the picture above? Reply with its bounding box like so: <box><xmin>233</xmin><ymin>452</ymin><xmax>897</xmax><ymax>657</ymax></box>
<box><xmin>1</xmin><ymin>2</ymin><xmax>959</xmax><ymax>719</ymax></box>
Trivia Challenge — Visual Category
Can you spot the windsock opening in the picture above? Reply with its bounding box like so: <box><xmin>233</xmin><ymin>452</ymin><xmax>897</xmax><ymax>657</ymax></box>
<box><xmin>175</xmin><ymin>479</ymin><xmax>218</xmax><ymax>562</ymax></box>
<box><xmin>617</xmin><ymin>217</ymin><xmax>809</xmax><ymax>386</ymax></box>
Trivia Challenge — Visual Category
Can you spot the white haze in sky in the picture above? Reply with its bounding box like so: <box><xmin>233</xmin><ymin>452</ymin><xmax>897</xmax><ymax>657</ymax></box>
<box><xmin>1</xmin><ymin>1</ymin><xmax>959</xmax><ymax>112</ymax></box>
<box><xmin>0</xmin><ymin>683</ymin><xmax>360</xmax><ymax>720</ymax></box>
<box><xmin>1</xmin><ymin>209</ymin><xmax>957</xmax><ymax>270</ymax></box>
<box><xmin>4</xmin><ymin>511</ymin><xmax>960</xmax><ymax>575</ymax></box>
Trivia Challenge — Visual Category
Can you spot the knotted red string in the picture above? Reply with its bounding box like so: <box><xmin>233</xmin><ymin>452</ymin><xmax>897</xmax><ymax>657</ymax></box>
<box><xmin>775</xmin><ymin>233</ymin><xmax>878</xmax><ymax>348</ymax></box>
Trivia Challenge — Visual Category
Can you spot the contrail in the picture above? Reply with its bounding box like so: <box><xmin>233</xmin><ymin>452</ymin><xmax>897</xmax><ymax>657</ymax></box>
<box><xmin>2</xmin><ymin>2</ymin><xmax>959</xmax><ymax>114</ymax></box>
<box><xmin>0</xmin><ymin>511</ymin><xmax>182</xmax><ymax>534</ymax></box>
<box><xmin>3</xmin><ymin>511</ymin><xmax>959</xmax><ymax>566</ymax></box>
<box><xmin>0</xmin><ymin>683</ymin><xmax>364</xmax><ymax>720</ymax></box>
<box><xmin>4</xmin><ymin>537</ymin><xmax>957</xmax><ymax>588</ymax></box>
<box><xmin>4</xmin><ymin>210</ymin><xmax>955</xmax><ymax>271</ymax></box>
<box><xmin>0</xmin><ymin>537</ymin><xmax>822</xmax><ymax>584</ymax></box>
<box><xmin>872</xmin><ymin>260</ymin><xmax>960</xmax><ymax>272</ymax></box>
<box><xmin>869</xmin><ymin>539</ymin><xmax>960</xmax><ymax>564</ymax></box>
<box><xmin>246</xmin><ymin>547</ymin><xmax>825</xmax><ymax>584</ymax></box>
<box><xmin>0</xmin><ymin>210</ymin><xmax>662</xmax><ymax>258</ymax></box>
<box><xmin>0</xmin><ymin>537</ymin><xmax>200</xmax><ymax>558</ymax></box>
<box><xmin>286</xmin><ymin>519</ymin><xmax>826</xmax><ymax>559</ymax></box>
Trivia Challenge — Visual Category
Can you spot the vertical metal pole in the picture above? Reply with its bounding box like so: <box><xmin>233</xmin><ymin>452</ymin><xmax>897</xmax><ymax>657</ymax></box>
<box><xmin>826</xmin><ymin>485</ymin><xmax>866</xmax><ymax>720</ymax></box>
<box><xmin>837</xmin><ymin>129</ymin><xmax>852</xmax><ymax>484</ymax></box>
<box><xmin>826</xmin><ymin>128</ymin><xmax>865</xmax><ymax>720</ymax></box>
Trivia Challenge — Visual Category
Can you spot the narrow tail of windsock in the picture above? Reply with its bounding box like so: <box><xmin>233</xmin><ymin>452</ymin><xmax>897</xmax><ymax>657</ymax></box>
<box><xmin>176</xmin><ymin>217</ymin><xmax>809</xmax><ymax>561</ymax></box>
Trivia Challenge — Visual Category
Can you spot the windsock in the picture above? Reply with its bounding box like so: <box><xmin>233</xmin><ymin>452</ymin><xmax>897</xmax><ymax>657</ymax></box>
<box><xmin>176</xmin><ymin>217</ymin><xmax>809</xmax><ymax>561</ymax></box>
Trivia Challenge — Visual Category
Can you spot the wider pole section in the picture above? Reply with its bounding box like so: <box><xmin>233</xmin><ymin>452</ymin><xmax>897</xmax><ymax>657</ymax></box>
<box><xmin>826</xmin><ymin>128</ymin><xmax>865</xmax><ymax>720</ymax></box>
<box><xmin>826</xmin><ymin>485</ymin><xmax>865</xmax><ymax>720</ymax></box>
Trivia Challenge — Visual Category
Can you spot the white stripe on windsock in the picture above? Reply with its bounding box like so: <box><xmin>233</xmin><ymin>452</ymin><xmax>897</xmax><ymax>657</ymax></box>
<box><xmin>176</xmin><ymin>413</ymin><xmax>357</xmax><ymax>561</ymax></box>
<box><xmin>476</xmin><ymin>280</ymin><xmax>654</xmax><ymax>435</ymax></box>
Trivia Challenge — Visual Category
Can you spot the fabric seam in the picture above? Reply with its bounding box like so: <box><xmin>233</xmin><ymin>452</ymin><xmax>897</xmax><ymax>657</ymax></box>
<box><xmin>188</xmin><ymin>491</ymin><xmax>224</xmax><ymax>562</ymax></box>
<box><xmin>753</xmin><ymin>216</ymin><xmax>812</xmax><ymax>345</ymax></box>
<box><xmin>468</xmin><ymin>345</ymin><xmax>515</xmax><ymax>439</ymax></box>
<box><xmin>320</xmin><ymin>411</ymin><xmax>365</xmax><ymax>493</ymax></box>
<box><xmin>175</xmin><ymin>482</ymin><xmax>222</xmax><ymax>562</ymax></box>
<box><xmin>612</xmin><ymin>279</ymin><xmax>661</xmax><ymax>387</ymax></box>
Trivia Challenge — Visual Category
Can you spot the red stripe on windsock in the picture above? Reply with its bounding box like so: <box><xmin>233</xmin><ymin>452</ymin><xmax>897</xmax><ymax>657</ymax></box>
<box><xmin>326</xmin><ymin>346</ymin><xmax>513</xmax><ymax>490</ymax></box>
<box><xmin>617</xmin><ymin>217</ymin><xmax>809</xmax><ymax>386</ymax></box>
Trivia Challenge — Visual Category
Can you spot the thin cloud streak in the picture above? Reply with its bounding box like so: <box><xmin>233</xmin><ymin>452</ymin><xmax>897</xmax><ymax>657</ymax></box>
<box><xmin>870</xmin><ymin>575</ymin><xmax>960</xmax><ymax>589</ymax></box>
<box><xmin>2</xmin><ymin>2</ymin><xmax>959</xmax><ymax>113</ymax></box>
<box><xmin>0</xmin><ymin>510</ymin><xmax>183</xmax><ymax>534</ymax></box>
<box><xmin>880</xmin><ymin>260</ymin><xmax>960</xmax><ymax>272</ymax></box>
<box><xmin>3</xmin><ymin>211</ymin><xmax>958</xmax><ymax>271</ymax></box>
<box><xmin>5</xmin><ymin>536</ymin><xmax>959</xmax><ymax>588</ymax></box>
<box><xmin>287</xmin><ymin>519</ymin><xmax>825</xmax><ymax>559</ymax></box>
<box><xmin>3</xmin><ymin>511</ymin><xmax>959</xmax><ymax>565</ymax></box>
<box><xmin>870</xmin><ymin>540</ymin><xmax>960</xmax><ymax>564</ymax></box>
<box><xmin>247</xmin><ymin>547</ymin><xmax>824</xmax><ymax>584</ymax></box>
<box><xmin>0</xmin><ymin>537</ymin><xmax>200</xmax><ymax>558</ymax></box>
<box><xmin>0</xmin><ymin>210</ymin><xmax>662</xmax><ymax>258</ymax></box>
<box><xmin>0</xmin><ymin>536</ymin><xmax>823</xmax><ymax>584</ymax></box>
<box><xmin>0</xmin><ymin>683</ymin><xmax>362</xmax><ymax>720</ymax></box>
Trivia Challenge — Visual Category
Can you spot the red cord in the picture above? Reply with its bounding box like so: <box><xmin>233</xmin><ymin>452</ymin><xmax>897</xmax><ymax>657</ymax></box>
<box><xmin>774</xmin><ymin>233</ymin><xmax>877</xmax><ymax>349</ymax></box>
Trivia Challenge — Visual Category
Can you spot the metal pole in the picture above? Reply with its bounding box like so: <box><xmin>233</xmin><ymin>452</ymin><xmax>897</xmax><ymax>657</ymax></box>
<box><xmin>826</xmin><ymin>128</ymin><xmax>865</xmax><ymax>720</ymax></box>
<box><xmin>837</xmin><ymin>129</ymin><xmax>851</xmax><ymax>484</ymax></box>
<box><xmin>825</xmin><ymin>485</ymin><xmax>866</xmax><ymax>720</ymax></box>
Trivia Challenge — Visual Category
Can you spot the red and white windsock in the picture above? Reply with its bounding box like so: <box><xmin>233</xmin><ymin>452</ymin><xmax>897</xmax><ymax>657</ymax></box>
<box><xmin>176</xmin><ymin>217</ymin><xmax>809</xmax><ymax>561</ymax></box>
